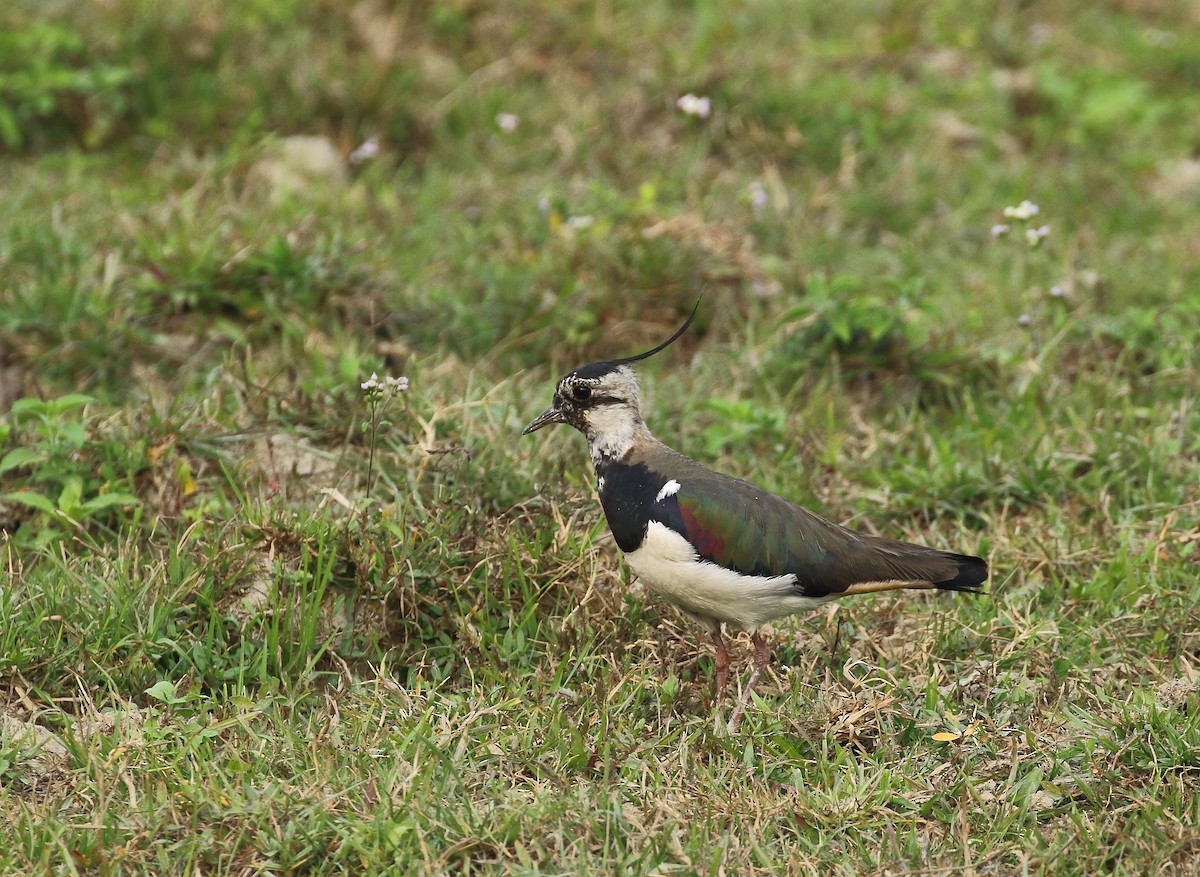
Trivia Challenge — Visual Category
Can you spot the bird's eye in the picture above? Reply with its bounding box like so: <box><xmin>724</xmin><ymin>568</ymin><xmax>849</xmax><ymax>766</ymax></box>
<box><xmin>571</xmin><ymin>384</ymin><xmax>592</xmax><ymax>401</ymax></box>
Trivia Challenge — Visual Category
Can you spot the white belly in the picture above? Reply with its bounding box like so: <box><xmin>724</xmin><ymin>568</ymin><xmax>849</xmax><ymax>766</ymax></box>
<box><xmin>624</xmin><ymin>521</ymin><xmax>827</xmax><ymax>630</ymax></box>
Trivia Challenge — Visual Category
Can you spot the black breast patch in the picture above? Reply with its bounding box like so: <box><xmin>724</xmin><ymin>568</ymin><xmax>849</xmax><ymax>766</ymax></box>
<box><xmin>596</xmin><ymin>460</ymin><xmax>687</xmax><ymax>553</ymax></box>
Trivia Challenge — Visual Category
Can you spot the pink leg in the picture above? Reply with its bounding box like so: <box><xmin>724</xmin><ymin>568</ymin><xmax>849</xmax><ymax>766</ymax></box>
<box><xmin>710</xmin><ymin>627</ymin><xmax>730</xmax><ymax>703</ymax></box>
<box><xmin>727</xmin><ymin>630</ymin><xmax>772</xmax><ymax>733</ymax></box>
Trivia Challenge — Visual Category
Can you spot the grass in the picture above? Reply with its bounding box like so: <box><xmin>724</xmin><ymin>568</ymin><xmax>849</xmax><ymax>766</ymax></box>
<box><xmin>2</xmin><ymin>0</ymin><xmax>1199</xmax><ymax>873</ymax></box>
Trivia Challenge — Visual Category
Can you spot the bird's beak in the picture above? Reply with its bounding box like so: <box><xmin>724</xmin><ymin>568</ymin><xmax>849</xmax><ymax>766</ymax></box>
<box><xmin>522</xmin><ymin>405</ymin><xmax>565</xmax><ymax>435</ymax></box>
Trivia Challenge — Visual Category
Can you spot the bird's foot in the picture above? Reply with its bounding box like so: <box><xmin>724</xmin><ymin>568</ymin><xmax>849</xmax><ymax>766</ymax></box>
<box><xmin>725</xmin><ymin>630</ymin><xmax>772</xmax><ymax>733</ymax></box>
<box><xmin>726</xmin><ymin>682</ymin><xmax>757</xmax><ymax>734</ymax></box>
<box><xmin>710</xmin><ymin>628</ymin><xmax>730</xmax><ymax>705</ymax></box>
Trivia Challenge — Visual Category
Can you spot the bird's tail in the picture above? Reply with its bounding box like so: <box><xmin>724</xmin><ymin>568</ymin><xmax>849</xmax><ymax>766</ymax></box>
<box><xmin>840</xmin><ymin>551</ymin><xmax>988</xmax><ymax>597</ymax></box>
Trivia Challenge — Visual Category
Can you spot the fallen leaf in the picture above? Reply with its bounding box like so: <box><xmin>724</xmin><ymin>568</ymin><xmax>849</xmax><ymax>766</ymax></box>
<box><xmin>148</xmin><ymin>439</ymin><xmax>174</xmax><ymax>465</ymax></box>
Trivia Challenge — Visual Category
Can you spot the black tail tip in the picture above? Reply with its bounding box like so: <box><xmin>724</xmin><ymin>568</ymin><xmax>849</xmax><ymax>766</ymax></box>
<box><xmin>937</xmin><ymin>553</ymin><xmax>988</xmax><ymax>594</ymax></box>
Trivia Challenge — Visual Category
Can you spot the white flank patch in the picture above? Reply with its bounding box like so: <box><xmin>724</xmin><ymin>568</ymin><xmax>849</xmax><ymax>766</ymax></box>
<box><xmin>597</xmin><ymin>476</ymin><xmax>605</xmax><ymax>491</ymax></box>
<box><xmin>655</xmin><ymin>480</ymin><xmax>681</xmax><ymax>503</ymax></box>
<box><xmin>625</xmin><ymin>521</ymin><xmax>829</xmax><ymax>630</ymax></box>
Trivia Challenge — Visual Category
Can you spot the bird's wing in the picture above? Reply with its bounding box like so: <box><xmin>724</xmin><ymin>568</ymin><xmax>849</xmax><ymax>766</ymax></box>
<box><xmin>650</xmin><ymin>467</ymin><xmax>982</xmax><ymax>597</ymax></box>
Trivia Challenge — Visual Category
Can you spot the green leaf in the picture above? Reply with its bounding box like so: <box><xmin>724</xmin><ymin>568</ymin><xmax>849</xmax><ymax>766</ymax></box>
<box><xmin>2</xmin><ymin>490</ymin><xmax>56</xmax><ymax>514</ymax></box>
<box><xmin>830</xmin><ymin>311</ymin><xmax>853</xmax><ymax>343</ymax></box>
<box><xmin>9</xmin><ymin>398</ymin><xmax>47</xmax><ymax>417</ymax></box>
<box><xmin>0</xmin><ymin>104</ymin><xmax>20</xmax><ymax>149</ymax></box>
<box><xmin>45</xmin><ymin>394</ymin><xmax>95</xmax><ymax>416</ymax></box>
<box><xmin>0</xmin><ymin>447</ymin><xmax>45</xmax><ymax>474</ymax></box>
<box><xmin>58</xmin><ymin>421</ymin><xmax>87</xmax><ymax>448</ymax></box>
<box><xmin>144</xmin><ymin>680</ymin><xmax>178</xmax><ymax>703</ymax></box>
<box><xmin>57</xmin><ymin>477</ymin><xmax>83</xmax><ymax>517</ymax></box>
<box><xmin>80</xmin><ymin>492</ymin><xmax>140</xmax><ymax>512</ymax></box>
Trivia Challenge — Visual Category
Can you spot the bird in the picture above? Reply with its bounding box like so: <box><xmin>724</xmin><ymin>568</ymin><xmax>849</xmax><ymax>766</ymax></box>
<box><xmin>523</xmin><ymin>305</ymin><xmax>987</xmax><ymax>731</ymax></box>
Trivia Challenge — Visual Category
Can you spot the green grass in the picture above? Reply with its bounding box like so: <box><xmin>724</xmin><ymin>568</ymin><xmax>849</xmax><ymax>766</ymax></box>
<box><xmin>2</xmin><ymin>0</ymin><xmax>1199</xmax><ymax>874</ymax></box>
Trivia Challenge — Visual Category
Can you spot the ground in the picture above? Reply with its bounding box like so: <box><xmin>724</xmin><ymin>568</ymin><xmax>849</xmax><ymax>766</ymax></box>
<box><xmin>1</xmin><ymin>1</ymin><xmax>1199</xmax><ymax>874</ymax></box>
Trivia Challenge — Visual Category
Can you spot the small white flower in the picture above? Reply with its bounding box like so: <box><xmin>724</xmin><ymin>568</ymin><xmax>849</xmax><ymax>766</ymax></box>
<box><xmin>991</xmin><ymin>223</ymin><xmax>1010</xmax><ymax>238</ymax></box>
<box><xmin>748</xmin><ymin>181</ymin><xmax>768</xmax><ymax>213</ymax></box>
<box><xmin>1025</xmin><ymin>224</ymin><xmax>1050</xmax><ymax>246</ymax></box>
<box><xmin>1003</xmin><ymin>200</ymin><xmax>1040</xmax><ymax>220</ymax></box>
<box><xmin>537</xmin><ymin>195</ymin><xmax>551</xmax><ymax>213</ymax></box>
<box><xmin>566</xmin><ymin>215</ymin><xmax>595</xmax><ymax>230</ymax></box>
<box><xmin>496</xmin><ymin>113</ymin><xmax>519</xmax><ymax>133</ymax></box>
<box><xmin>1050</xmin><ymin>285</ymin><xmax>1064</xmax><ymax>298</ymax></box>
<box><xmin>676</xmin><ymin>93</ymin><xmax>711</xmax><ymax>119</ymax></box>
<box><xmin>362</xmin><ymin>373</ymin><xmax>409</xmax><ymax>395</ymax></box>
<box><xmin>1018</xmin><ymin>313</ymin><xmax>1032</xmax><ymax>326</ymax></box>
<box><xmin>349</xmin><ymin>137</ymin><xmax>380</xmax><ymax>164</ymax></box>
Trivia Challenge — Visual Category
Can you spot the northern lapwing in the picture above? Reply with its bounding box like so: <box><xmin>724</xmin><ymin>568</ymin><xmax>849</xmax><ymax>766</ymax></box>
<box><xmin>523</xmin><ymin>306</ymin><xmax>987</xmax><ymax>731</ymax></box>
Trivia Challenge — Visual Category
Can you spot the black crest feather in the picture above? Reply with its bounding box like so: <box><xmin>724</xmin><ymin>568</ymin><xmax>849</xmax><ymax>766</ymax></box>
<box><xmin>613</xmin><ymin>299</ymin><xmax>700</xmax><ymax>366</ymax></box>
<box><xmin>570</xmin><ymin>300</ymin><xmax>701</xmax><ymax>380</ymax></box>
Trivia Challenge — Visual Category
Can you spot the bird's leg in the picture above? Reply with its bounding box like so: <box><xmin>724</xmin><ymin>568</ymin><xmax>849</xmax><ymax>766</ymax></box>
<box><xmin>710</xmin><ymin>627</ymin><xmax>730</xmax><ymax>703</ymax></box>
<box><xmin>727</xmin><ymin>630</ymin><xmax>772</xmax><ymax>733</ymax></box>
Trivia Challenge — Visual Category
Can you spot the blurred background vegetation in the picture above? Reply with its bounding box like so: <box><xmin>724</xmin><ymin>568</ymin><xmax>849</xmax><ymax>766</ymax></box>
<box><xmin>1</xmin><ymin>1</ymin><xmax>1199</xmax><ymax>874</ymax></box>
<box><xmin>3</xmin><ymin>0</ymin><xmax>1199</xmax><ymax>379</ymax></box>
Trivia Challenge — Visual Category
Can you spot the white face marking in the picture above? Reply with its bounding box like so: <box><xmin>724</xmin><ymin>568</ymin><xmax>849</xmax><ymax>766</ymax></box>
<box><xmin>655</xmin><ymin>480</ymin><xmax>681</xmax><ymax>503</ymax></box>
<box><xmin>563</xmin><ymin>365</ymin><xmax>644</xmax><ymax>465</ymax></box>
<box><xmin>624</xmin><ymin>521</ymin><xmax>828</xmax><ymax>631</ymax></box>
<box><xmin>585</xmin><ymin>403</ymin><xmax>638</xmax><ymax>464</ymax></box>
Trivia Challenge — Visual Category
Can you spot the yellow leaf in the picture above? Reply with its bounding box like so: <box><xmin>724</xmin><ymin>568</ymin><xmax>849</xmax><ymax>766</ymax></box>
<box><xmin>932</xmin><ymin>731</ymin><xmax>961</xmax><ymax>742</ymax></box>
<box><xmin>177</xmin><ymin>460</ymin><xmax>197</xmax><ymax>497</ymax></box>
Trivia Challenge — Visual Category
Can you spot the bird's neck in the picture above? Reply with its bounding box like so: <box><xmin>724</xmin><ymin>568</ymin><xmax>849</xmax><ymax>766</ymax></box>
<box><xmin>585</xmin><ymin>409</ymin><xmax>650</xmax><ymax>468</ymax></box>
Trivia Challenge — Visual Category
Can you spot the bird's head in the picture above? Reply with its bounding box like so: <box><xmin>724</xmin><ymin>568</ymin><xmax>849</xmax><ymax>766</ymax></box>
<box><xmin>522</xmin><ymin>303</ymin><xmax>698</xmax><ymax>462</ymax></box>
